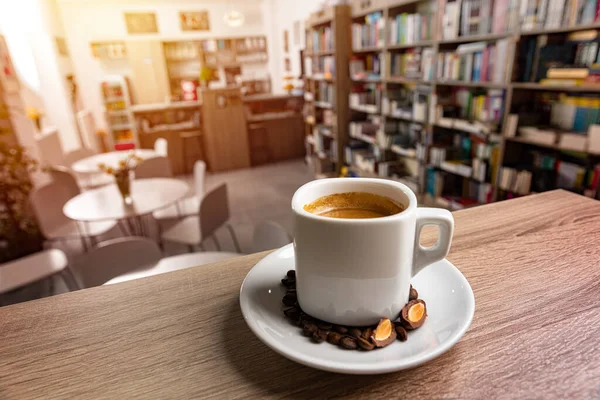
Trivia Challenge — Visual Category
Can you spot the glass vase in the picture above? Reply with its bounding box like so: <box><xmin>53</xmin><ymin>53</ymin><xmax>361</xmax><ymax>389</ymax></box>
<box><xmin>116</xmin><ymin>171</ymin><xmax>132</xmax><ymax>205</ymax></box>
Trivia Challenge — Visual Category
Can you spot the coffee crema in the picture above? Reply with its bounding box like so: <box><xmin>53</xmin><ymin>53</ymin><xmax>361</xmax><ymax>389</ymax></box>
<box><xmin>303</xmin><ymin>192</ymin><xmax>404</xmax><ymax>219</ymax></box>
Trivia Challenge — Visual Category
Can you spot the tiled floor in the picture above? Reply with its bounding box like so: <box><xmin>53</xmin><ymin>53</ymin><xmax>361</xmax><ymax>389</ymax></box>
<box><xmin>170</xmin><ymin>158</ymin><xmax>314</xmax><ymax>254</ymax></box>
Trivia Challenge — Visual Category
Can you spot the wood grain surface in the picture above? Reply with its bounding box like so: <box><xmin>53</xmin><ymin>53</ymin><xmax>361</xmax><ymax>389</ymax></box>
<box><xmin>1</xmin><ymin>190</ymin><xmax>600</xmax><ymax>399</ymax></box>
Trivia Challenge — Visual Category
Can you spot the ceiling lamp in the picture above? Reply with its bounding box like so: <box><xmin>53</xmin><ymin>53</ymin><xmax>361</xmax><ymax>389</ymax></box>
<box><xmin>223</xmin><ymin>10</ymin><xmax>245</xmax><ymax>27</ymax></box>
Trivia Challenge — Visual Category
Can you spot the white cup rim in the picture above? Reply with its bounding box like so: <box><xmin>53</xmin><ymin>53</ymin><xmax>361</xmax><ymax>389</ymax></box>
<box><xmin>292</xmin><ymin>178</ymin><xmax>418</xmax><ymax>224</ymax></box>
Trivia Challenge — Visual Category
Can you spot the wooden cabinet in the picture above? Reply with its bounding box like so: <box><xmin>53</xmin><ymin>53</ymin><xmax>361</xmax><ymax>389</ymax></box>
<box><xmin>201</xmin><ymin>88</ymin><xmax>250</xmax><ymax>172</ymax></box>
<box><xmin>126</xmin><ymin>40</ymin><xmax>170</xmax><ymax>104</ymax></box>
<box><xmin>247</xmin><ymin>115</ymin><xmax>305</xmax><ymax>166</ymax></box>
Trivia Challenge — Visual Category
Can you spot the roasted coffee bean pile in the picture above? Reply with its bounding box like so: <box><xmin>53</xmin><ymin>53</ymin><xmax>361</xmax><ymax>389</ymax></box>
<box><xmin>281</xmin><ymin>270</ymin><xmax>427</xmax><ymax>351</ymax></box>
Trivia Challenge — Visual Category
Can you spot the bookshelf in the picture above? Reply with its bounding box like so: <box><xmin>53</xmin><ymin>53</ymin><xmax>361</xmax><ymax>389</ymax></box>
<box><xmin>302</xmin><ymin>0</ymin><xmax>600</xmax><ymax>204</ymax></box>
<box><xmin>303</xmin><ymin>4</ymin><xmax>352</xmax><ymax>178</ymax></box>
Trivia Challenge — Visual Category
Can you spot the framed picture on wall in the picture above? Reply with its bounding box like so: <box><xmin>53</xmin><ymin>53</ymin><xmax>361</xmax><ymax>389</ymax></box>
<box><xmin>124</xmin><ymin>12</ymin><xmax>158</xmax><ymax>34</ymax></box>
<box><xmin>283</xmin><ymin>30</ymin><xmax>289</xmax><ymax>53</ymax></box>
<box><xmin>180</xmin><ymin>11</ymin><xmax>210</xmax><ymax>31</ymax></box>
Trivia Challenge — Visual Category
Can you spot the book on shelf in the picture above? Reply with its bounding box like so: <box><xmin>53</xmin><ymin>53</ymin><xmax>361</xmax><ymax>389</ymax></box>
<box><xmin>518</xmin><ymin>126</ymin><xmax>557</xmax><ymax>145</ymax></box>
<box><xmin>442</xmin><ymin>0</ymin><xmax>461</xmax><ymax>40</ymax></box>
<box><xmin>316</xmin><ymin>81</ymin><xmax>335</xmax><ymax>107</ymax></box>
<box><xmin>492</xmin><ymin>0</ymin><xmax>520</xmax><ymax>32</ymax></box>
<box><xmin>383</xmin><ymin>86</ymin><xmax>430</xmax><ymax>123</ymax></box>
<box><xmin>442</xmin><ymin>0</ymin><xmax>519</xmax><ymax>39</ymax></box>
<box><xmin>311</xmin><ymin>26</ymin><xmax>334</xmax><ymax>53</ymax></box>
<box><xmin>498</xmin><ymin>167</ymin><xmax>532</xmax><ymax>194</ymax></box>
<box><xmin>388</xmin><ymin>8</ymin><xmax>435</xmax><ymax>46</ymax></box>
<box><xmin>350</xmin><ymin>54</ymin><xmax>383</xmax><ymax>80</ymax></box>
<box><xmin>436</xmin><ymin>88</ymin><xmax>504</xmax><ymax>128</ymax></box>
<box><xmin>421</xmin><ymin>48</ymin><xmax>435</xmax><ymax>81</ymax></box>
<box><xmin>352</xmin><ymin>12</ymin><xmax>385</xmax><ymax>50</ymax></box>
<box><xmin>426</xmin><ymin>168</ymin><xmax>492</xmax><ymax>204</ymax></box>
<box><xmin>388</xmin><ymin>49</ymin><xmax>423</xmax><ymax>79</ymax></box>
<box><xmin>349</xmin><ymin>83</ymin><xmax>381</xmax><ymax>113</ymax></box>
<box><xmin>437</xmin><ymin>39</ymin><xmax>510</xmax><ymax>84</ymax></box>
<box><xmin>521</xmin><ymin>0</ymin><xmax>598</xmax><ymax>31</ymax></box>
<box><xmin>349</xmin><ymin>116</ymin><xmax>381</xmax><ymax>143</ymax></box>
<box><xmin>559</xmin><ymin>132</ymin><xmax>588</xmax><ymax>151</ymax></box>
<box><xmin>550</xmin><ymin>94</ymin><xmax>600</xmax><ymax>133</ymax></box>
<box><xmin>588</xmin><ymin>124</ymin><xmax>600</xmax><ymax>153</ymax></box>
<box><xmin>441</xmin><ymin>160</ymin><xmax>473</xmax><ymax>177</ymax></box>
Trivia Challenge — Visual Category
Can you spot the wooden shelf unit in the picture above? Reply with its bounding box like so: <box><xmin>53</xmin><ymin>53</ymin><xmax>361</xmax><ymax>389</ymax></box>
<box><xmin>162</xmin><ymin>36</ymin><xmax>270</xmax><ymax>101</ymax></box>
<box><xmin>303</xmin><ymin>4</ymin><xmax>352</xmax><ymax>177</ymax></box>
<box><xmin>301</xmin><ymin>0</ymin><xmax>600</xmax><ymax>204</ymax></box>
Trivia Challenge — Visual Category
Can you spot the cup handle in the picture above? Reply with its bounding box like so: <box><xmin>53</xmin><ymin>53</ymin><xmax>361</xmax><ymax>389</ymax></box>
<box><xmin>412</xmin><ymin>208</ymin><xmax>454</xmax><ymax>277</ymax></box>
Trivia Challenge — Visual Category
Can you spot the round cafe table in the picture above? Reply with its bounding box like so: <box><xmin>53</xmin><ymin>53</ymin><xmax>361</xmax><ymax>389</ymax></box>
<box><xmin>63</xmin><ymin>178</ymin><xmax>190</xmax><ymax>237</ymax></box>
<box><xmin>71</xmin><ymin>149</ymin><xmax>158</xmax><ymax>174</ymax></box>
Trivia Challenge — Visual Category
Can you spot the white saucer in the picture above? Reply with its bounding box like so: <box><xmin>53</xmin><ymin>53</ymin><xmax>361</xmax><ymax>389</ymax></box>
<box><xmin>239</xmin><ymin>244</ymin><xmax>475</xmax><ymax>374</ymax></box>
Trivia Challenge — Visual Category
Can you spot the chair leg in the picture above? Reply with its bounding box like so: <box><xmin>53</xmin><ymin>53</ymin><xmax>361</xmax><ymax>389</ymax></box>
<box><xmin>227</xmin><ymin>224</ymin><xmax>241</xmax><ymax>253</ymax></box>
<box><xmin>188</xmin><ymin>244</ymin><xmax>195</xmax><ymax>253</ymax></box>
<box><xmin>213</xmin><ymin>235</ymin><xmax>221</xmax><ymax>251</ymax></box>
<box><xmin>60</xmin><ymin>267</ymin><xmax>81</xmax><ymax>291</ymax></box>
<box><xmin>80</xmin><ymin>236</ymin><xmax>89</xmax><ymax>252</ymax></box>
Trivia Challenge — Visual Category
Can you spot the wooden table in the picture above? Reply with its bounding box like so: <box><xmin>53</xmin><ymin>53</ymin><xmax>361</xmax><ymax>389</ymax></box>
<box><xmin>2</xmin><ymin>190</ymin><xmax>599</xmax><ymax>398</ymax></box>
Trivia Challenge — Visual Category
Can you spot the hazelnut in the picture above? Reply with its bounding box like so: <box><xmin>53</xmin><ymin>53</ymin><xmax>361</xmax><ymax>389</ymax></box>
<box><xmin>400</xmin><ymin>299</ymin><xmax>427</xmax><ymax>330</ymax></box>
<box><xmin>409</xmin><ymin>284</ymin><xmax>418</xmax><ymax>301</ymax></box>
<box><xmin>370</xmin><ymin>318</ymin><xmax>397</xmax><ymax>347</ymax></box>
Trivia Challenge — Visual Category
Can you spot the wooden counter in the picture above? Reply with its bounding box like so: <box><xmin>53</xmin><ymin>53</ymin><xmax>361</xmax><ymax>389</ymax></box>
<box><xmin>132</xmin><ymin>102</ymin><xmax>203</xmax><ymax>175</ymax></box>
<box><xmin>1</xmin><ymin>190</ymin><xmax>599</xmax><ymax>398</ymax></box>
<box><xmin>245</xmin><ymin>93</ymin><xmax>305</xmax><ymax>166</ymax></box>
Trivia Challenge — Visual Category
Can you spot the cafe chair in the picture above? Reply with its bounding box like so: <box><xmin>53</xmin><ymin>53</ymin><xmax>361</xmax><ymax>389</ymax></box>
<box><xmin>153</xmin><ymin>160</ymin><xmax>206</xmax><ymax>221</ymax></box>
<box><xmin>134</xmin><ymin>156</ymin><xmax>173</xmax><ymax>179</ymax></box>
<box><xmin>70</xmin><ymin>237</ymin><xmax>162</xmax><ymax>288</ymax></box>
<box><xmin>161</xmin><ymin>183</ymin><xmax>241</xmax><ymax>253</ymax></box>
<box><xmin>251</xmin><ymin>221</ymin><xmax>291</xmax><ymax>253</ymax></box>
<box><xmin>0</xmin><ymin>249</ymin><xmax>79</xmax><ymax>297</ymax></box>
<box><xmin>154</xmin><ymin>138</ymin><xmax>168</xmax><ymax>157</ymax></box>
<box><xmin>30</xmin><ymin>177</ymin><xmax>118</xmax><ymax>251</ymax></box>
<box><xmin>60</xmin><ymin>147</ymin><xmax>112</xmax><ymax>189</ymax></box>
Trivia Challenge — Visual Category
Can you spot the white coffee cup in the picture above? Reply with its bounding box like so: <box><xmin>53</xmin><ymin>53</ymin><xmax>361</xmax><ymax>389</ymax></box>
<box><xmin>292</xmin><ymin>178</ymin><xmax>454</xmax><ymax>326</ymax></box>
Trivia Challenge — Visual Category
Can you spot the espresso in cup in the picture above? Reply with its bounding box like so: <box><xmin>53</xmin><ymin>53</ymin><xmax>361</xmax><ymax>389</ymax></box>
<box><xmin>303</xmin><ymin>192</ymin><xmax>404</xmax><ymax>219</ymax></box>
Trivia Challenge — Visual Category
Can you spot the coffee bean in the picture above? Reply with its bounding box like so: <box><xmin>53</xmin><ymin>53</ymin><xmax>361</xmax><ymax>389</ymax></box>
<box><xmin>348</xmin><ymin>328</ymin><xmax>362</xmax><ymax>339</ymax></box>
<box><xmin>302</xmin><ymin>323</ymin><xmax>318</xmax><ymax>337</ymax></box>
<box><xmin>357</xmin><ymin>337</ymin><xmax>375</xmax><ymax>350</ymax></box>
<box><xmin>327</xmin><ymin>332</ymin><xmax>343</xmax><ymax>345</ymax></box>
<box><xmin>311</xmin><ymin>329</ymin><xmax>328</xmax><ymax>343</ymax></box>
<box><xmin>409</xmin><ymin>285</ymin><xmax>418</xmax><ymax>301</ymax></box>
<box><xmin>281</xmin><ymin>278</ymin><xmax>295</xmax><ymax>288</ymax></box>
<box><xmin>362</xmin><ymin>328</ymin><xmax>374</xmax><ymax>340</ymax></box>
<box><xmin>340</xmin><ymin>336</ymin><xmax>358</xmax><ymax>350</ymax></box>
<box><xmin>317</xmin><ymin>321</ymin><xmax>333</xmax><ymax>330</ymax></box>
<box><xmin>287</xmin><ymin>270</ymin><xmax>296</xmax><ymax>279</ymax></box>
<box><xmin>334</xmin><ymin>326</ymin><xmax>348</xmax><ymax>334</ymax></box>
<box><xmin>282</xmin><ymin>293</ymin><xmax>297</xmax><ymax>307</ymax></box>
<box><xmin>395</xmin><ymin>325</ymin><xmax>408</xmax><ymax>342</ymax></box>
<box><xmin>283</xmin><ymin>307</ymin><xmax>301</xmax><ymax>323</ymax></box>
